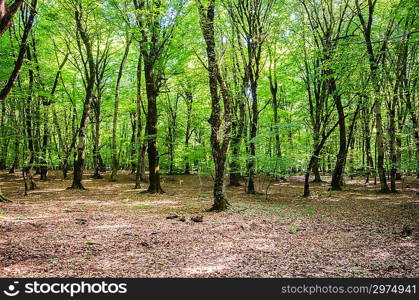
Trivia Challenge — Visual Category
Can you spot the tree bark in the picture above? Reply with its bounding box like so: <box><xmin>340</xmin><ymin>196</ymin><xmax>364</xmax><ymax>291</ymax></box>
<box><xmin>69</xmin><ymin>8</ymin><xmax>96</xmax><ymax>190</ymax></box>
<box><xmin>246</xmin><ymin>80</ymin><xmax>258</xmax><ymax>194</ymax></box>
<box><xmin>374</xmin><ymin>99</ymin><xmax>390</xmax><ymax>193</ymax></box>
<box><xmin>144</xmin><ymin>64</ymin><xmax>163</xmax><ymax>194</ymax></box>
<box><xmin>0</xmin><ymin>99</ymin><xmax>7</xmax><ymax>169</ymax></box>
<box><xmin>405</xmin><ymin>79</ymin><xmax>418</xmax><ymax>178</ymax></box>
<box><xmin>197</xmin><ymin>0</ymin><xmax>232</xmax><ymax>211</ymax></box>
<box><xmin>304</xmin><ymin>149</ymin><xmax>321</xmax><ymax>197</ymax></box>
<box><xmin>229</xmin><ymin>101</ymin><xmax>245</xmax><ymax>187</ymax></box>
<box><xmin>269</xmin><ymin>71</ymin><xmax>281</xmax><ymax>158</ymax></box>
<box><xmin>183</xmin><ymin>90</ymin><xmax>193</xmax><ymax>175</ymax></box>
<box><xmin>135</xmin><ymin>53</ymin><xmax>145</xmax><ymax>189</ymax></box>
<box><xmin>110</xmin><ymin>37</ymin><xmax>131</xmax><ymax>181</ymax></box>
<box><xmin>0</xmin><ymin>0</ymin><xmax>25</xmax><ymax>37</ymax></box>
<box><xmin>91</xmin><ymin>103</ymin><xmax>102</xmax><ymax>179</ymax></box>
<box><xmin>23</xmin><ymin>45</ymin><xmax>37</xmax><ymax>191</ymax></box>
<box><xmin>330</xmin><ymin>81</ymin><xmax>346</xmax><ymax>190</ymax></box>
<box><xmin>9</xmin><ymin>138</ymin><xmax>19</xmax><ymax>173</ymax></box>
<box><xmin>388</xmin><ymin>95</ymin><xmax>397</xmax><ymax>192</ymax></box>
<box><xmin>362</xmin><ymin>103</ymin><xmax>374</xmax><ymax>183</ymax></box>
<box><xmin>304</xmin><ymin>120</ymin><xmax>340</xmax><ymax>197</ymax></box>
<box><xmin>355</xmin><ymin>0</ymin><xmax>391</xmax><ymax>193</ymax></box>
<box><xmin>0</xmin><ymin>0</ymin><xmax>36</xmax><ymax>204</ymax></box>
<box><xmin>0</xmin><ymin>0</ymin><xmax>37</xmax><ymax>101</ymax></box>
<box><xmin>133</xmin><ymin>0</ymin><xmax>179</xmax><ymax>193</ymax></box>
<box><xmin>312</xmin><ymin>156</ymin><xmax>322</xmax><ymax>182</ymax></box>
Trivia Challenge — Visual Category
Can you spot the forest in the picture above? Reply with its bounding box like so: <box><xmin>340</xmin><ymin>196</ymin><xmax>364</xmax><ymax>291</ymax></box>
<box><xmin>0</xmin><ymin>0</ymin><xmax>418</xmax><ymax>278</ymax></box>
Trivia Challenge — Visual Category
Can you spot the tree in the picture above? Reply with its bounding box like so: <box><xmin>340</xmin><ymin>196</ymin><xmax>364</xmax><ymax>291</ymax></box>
<box><xmin>226</xmin><ymin>0</ymin><xmax>275</xmax><ymax>194</ymax></box>
<box><xmin>268</xmin><ymin>45</ymin><xmax>282</xmax><ymax>159</ymax></box>
<box><xmin>133</xmin><ymin>0</ymin><xmax>184</xmax><ymax>193</ymax></box>
<box><xmin>110</xmin><ymin>35</ymin><xmax>132</xmax><ymax>181</ymax></box>
<box><xmin>228</xmin><ymin>42</ymin><xmax>246</xmax><ymax>187</ymax></box>
<box><xmin>90</xmin><ymin>37</ymin><xmax>112</xmax><ymax>180</ymax></box>
<box><xmin>355</xmin><ymin>0</ymin><xmax>394</xmax><ymax>193</ymax></box>
<box><xmin>0</xmin><ymin>0</ymin><xmax>37</xmax><ymax>101</ymax></box>
<box><xmin>0</xmin><ymin>0</ymin><xmax>37</xmax><ymax>202</ymax></box>
<box><xmin>298</xmin><ymin>0</ymin><xmax>356</xmax><ymax>193</ymax></box>
<box><xmin>0</xmin><ymin>0</ymin><xmax>24</xmax><ymax>37</ymax></box>
<box><xmin>67</xmin><ymin>1</ymin><xmax>96</xmax><ymax>190</ymax></box>
<box><xmin>165</xmin><ymin>93</ymin><xmax>179</xmax><ymax>175</ymax></box>
<box><xmin>196</xmin><ymin>0</ymin><xmax>233</xmax><ymax>211</ymax></box>
<box><xmin>179</xmin><ymin>82</ymin><xmax>194</xmax><ymax>175</ymax></box>
<box><xmin>134</xmin><ymin>52</ymin><xmax>147</xmax><ymax>189</ymax></box>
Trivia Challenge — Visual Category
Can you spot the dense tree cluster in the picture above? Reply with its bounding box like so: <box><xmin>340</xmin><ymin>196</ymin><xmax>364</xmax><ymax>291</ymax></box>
<box><xmin>0</xmin><ymin>0</ymin><xmax>417</xmax><ymax>209</ymax></box>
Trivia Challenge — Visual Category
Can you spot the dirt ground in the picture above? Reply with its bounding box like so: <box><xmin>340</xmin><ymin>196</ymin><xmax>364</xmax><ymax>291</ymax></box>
<box><xmin>0</xmin><ymin>170</ymin><xmax>418</xmax><ymax>278</ymax></box>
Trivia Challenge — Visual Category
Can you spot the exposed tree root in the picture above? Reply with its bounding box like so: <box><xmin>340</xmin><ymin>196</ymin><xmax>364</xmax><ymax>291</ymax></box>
<box><xmin>67</xmin><ymin>183</ymin><xmax>87</xmax><ymax>190</ymax></box>
<box><xmin>146</xmin><ymin>188</ymin><xmax>165</xmax><ymax>194</ymax></box>
<box><xmin>0</xmin><ymin>193</ymin><xmax>12</xmax><ymax>202</ymax></box>
<box><xmin>208</xmin><ymin>199</ymin><xmax>230</xmax><ymax>212</ymax></box>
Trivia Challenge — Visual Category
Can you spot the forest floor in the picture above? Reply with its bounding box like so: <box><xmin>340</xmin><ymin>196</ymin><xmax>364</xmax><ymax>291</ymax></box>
<box><xmin>0</xmin><ymin>170</ymin><xmax>418</xmax><ymax>278</ymax></box>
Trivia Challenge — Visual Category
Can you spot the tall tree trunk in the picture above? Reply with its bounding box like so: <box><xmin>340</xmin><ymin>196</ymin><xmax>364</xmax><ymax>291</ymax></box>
<box><xmin>330</xmin><ymin>81</ymin><xmax>346</xmax><ymax>190</ymax></box>
<box><xmin>144</xmin><ymin>64</ymin><xmax>163</xmax><ymax>193</ymax></box>
<box><xmin>246</xmin><ymin>80</ymin><xmax>258</xmax><ymax>194</ymax></box>
<box><xmin>133</xmin><ymin>0</ymin><xmax>178</xmax><ymax>194</ymax></box>
<box><xmin>0</xmin><ymin>0</ymin><xmax>37</xmax><ymax>101</ymax></box>
<box><xmin>365</xmin><ymin>111</ymin><xmax>374</xmax><ymax>183</ymax></box>
<box><xmin>69</xmin><ymin>9</ymin><xmax>96</xmax><ymax>190</ymax></box>
<box><xmin>227</xmin><ymin>0</ymin><xmax>271</xmax><ymax>194</ymax></box>
<box><xmin>135</xmin><ymin>53</ymin><xmax>145</xmax><ymax>189</ymax></box>
<box><xmin>405</xmin><ymin>85</ymin><xmax>418</xmax><ymax>178</ymax></box>
<box><xmin>167</xmin><ymin>120</ymin><xmax>174</xmax><ymax>175</ymax></box>
<box><xmin>183</xmin><ymin>91</ymin><xmax>193</xmax><ymax>175</ymax></box>
<box><xmin>0</xmin><ymin>0</ymin><xmax>36</xmax><ymax>204</ymax></box>
<box><xmin>30</xmin><ymin>32</ymin><xmax>49</xmax><ymax>181</ymax></box>
<box><xmin>228</xmin><ymin>83</ymin><xmax>245</xmax><ymax>186</ymax></box>
<box><xmin>269</xmin><ymin>73</ymin><xmax>281</xmax><ymax>158</ymax></box>
<box><xmin>129</xmin><ymin>113</ymin><xmax>137</xmax><ymax>173</ymax></box>
<box><xmin>39</xmin><ymin>107</ymin><xmax>49</xmax><ymax>181</ymax></box>
<box><xmin>389</xmin><ymin>95</ymin><xmax>397</xmax><ymax>192</ymax></box>
<box><xmin>355</xmin><ymin>0</ymin><xmax>392</xmax><ymax>192</ymax></box>
<box><xmin>396</xmin><ymin>96</ymin><xmax>404</xmax><ymax>180</ymax></box>
<box><xmin>25</xmin><ymin>46</ymin><xmax>36</xmax><ymax>185</ymax></box>
<box><xmin>24</xmin><ymin>49</ymin><xmax>37</xmax><ymax>191</ymax></box>
<box><xmin>110</xmin><ymin>37</ymin><xmax>131</xmax><ymax>181</ymax></box>
<box><xmin>52</xmin><ymin>107</ymin><xmax>69</xmax><ymax>179</ymax></box>
<box><xmin>374</xmin><ymin>99</ymin><xmax>390</xmax><ymax>193</ymax></box>
<box><xmin>91</xmin><ymin>105</ymin><xmax>102</xmax><ymax>179</ymax></box>
<box><xmin>197</xmin><ymin>0</ymin><xmax>231</xmax><ymax>211</ymax></box>
<box><xmin>229</xmin><ymin>103</ymin><xmax>245</xmax><ymax>187</ymax></box>
<box><xmin>48</xmin><ymin>52</ymin><xmax>70</xmax><ymax>178</ymax></box>
<box><xmin>0</xmin><ymin>99</ymin><xmax>7</xmax><ymax>169</ymax></box>
<box><xmin>166</xmin><ymin>95</ymin><xmax>178</xmax><ymax>176</ymax></box>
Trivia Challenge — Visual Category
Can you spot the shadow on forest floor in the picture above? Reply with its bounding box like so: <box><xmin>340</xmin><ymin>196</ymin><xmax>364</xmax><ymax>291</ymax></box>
<box><xmin>0</xmin><ymin>171</ymin><xmax>418</xmax><ymax>277</ymax></box>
